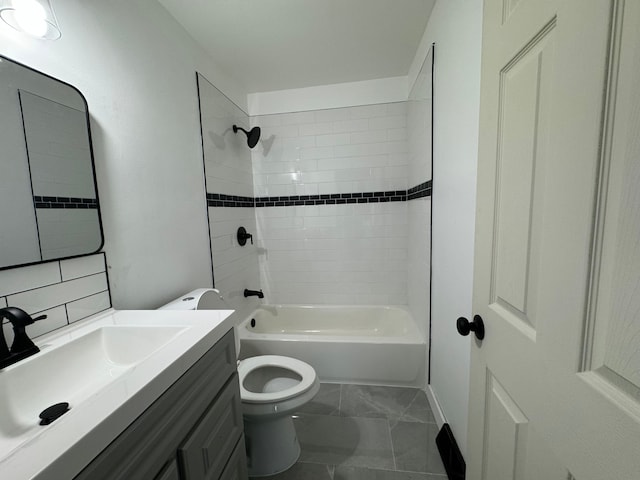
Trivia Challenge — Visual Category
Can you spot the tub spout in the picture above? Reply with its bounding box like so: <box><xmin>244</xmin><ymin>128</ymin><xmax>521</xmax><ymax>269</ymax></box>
<box><xmin>244</xmin><ymin>289</ymin><xmax>264</xmax><ymax>299</ymax></box>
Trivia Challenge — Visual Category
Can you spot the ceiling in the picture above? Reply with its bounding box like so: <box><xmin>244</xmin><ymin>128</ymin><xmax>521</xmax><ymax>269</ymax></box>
<box><xmin>158</xmin><ymin>0</ymin><xmax>435</xmax><ymax>94</ymax></box>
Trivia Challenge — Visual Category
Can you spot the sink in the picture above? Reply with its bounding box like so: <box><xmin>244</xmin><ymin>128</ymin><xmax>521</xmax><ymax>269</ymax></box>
<box><xmin>0</xmin><ymin>308</ymin><xmax>236</xmax><ymax>480</ymax></box>
<box><xmin>0</xmin><ymin>325</ymin><xmax>186</xmax><ymax>438</ymax></box>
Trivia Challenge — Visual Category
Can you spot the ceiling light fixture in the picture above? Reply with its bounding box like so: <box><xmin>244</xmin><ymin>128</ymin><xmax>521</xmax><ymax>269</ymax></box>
<box><xmin>0</xmin><ymin>0</ymin><xmax>61</xmax><ymax>40</ymax></box>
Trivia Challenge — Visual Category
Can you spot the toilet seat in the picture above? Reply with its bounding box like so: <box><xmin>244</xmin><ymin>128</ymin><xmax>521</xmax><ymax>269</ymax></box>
<box><xmin>238</xmin><ymin>355</ymin><xmax>317</xmax><ymax>404</ymax></box>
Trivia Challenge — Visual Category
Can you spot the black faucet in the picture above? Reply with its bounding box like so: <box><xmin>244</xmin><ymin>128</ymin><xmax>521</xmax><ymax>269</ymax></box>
<box><xmin>0</xmin><ymin>307</ymin><xmax>46</xmax><ymax>369</ymax></box>
<box><xmin>244</xmin><ymin>289</ymin><xmax>264</xmax><ymax>299</ymax></box>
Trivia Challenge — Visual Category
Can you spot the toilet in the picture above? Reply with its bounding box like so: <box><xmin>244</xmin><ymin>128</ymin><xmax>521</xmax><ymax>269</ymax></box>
<box><xmin>159</xmin><ymin>289</ymin><xmax>320</xmax><ymax>477</ymax></box>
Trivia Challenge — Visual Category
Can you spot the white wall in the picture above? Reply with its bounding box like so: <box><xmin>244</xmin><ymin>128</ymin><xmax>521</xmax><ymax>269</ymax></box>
<box><xmin>252</xmin><ymin>104</ymin><xmax>409</xmax><ymax>305</ymax></box>
<box><xmin>0</xmin><ymin>0</ymin><xmax>248</xmax><ymax>309</ymax></box>
<box><xmin>408</xmin><ymin>0</ymin><xmax>483</xmax><ymax>455</ymax></box>
<box><xmin>248</xmin><ymin>77</ymin><xmax>408</xmax><ymax>116</ymax></box>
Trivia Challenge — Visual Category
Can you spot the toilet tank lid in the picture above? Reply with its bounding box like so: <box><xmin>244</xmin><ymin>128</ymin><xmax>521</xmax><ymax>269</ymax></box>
<box><xmin>158</xmin><ymin>288</ymin><xmax>228</xmax><ymax>310</ymax></box>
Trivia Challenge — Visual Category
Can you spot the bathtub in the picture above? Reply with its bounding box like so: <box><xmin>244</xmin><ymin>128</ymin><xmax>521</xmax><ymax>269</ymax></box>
<box><xmin>237</xmin><ymin>305</ymin><xmax>426</xmax><ymax>388</ymax></box>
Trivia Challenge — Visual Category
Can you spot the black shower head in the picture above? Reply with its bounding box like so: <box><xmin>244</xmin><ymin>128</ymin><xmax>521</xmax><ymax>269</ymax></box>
<box><xmin>233</xmin><ymin>125</ymin><xmax>261</xmax><ymax>149</ymax></box>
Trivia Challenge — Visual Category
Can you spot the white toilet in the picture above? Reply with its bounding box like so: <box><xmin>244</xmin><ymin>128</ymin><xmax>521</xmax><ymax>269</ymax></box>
<box><xmin>160</xmin><ymin>289</ymin><xmax>320</xmax><ymax>477</ymax></box>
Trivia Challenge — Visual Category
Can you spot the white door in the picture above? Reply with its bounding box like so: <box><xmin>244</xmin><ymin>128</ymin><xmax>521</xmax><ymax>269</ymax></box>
<box><xmin>468</xmin><ymin>0</ymin><xmax>640</xmax><ymax>479</ymax></box>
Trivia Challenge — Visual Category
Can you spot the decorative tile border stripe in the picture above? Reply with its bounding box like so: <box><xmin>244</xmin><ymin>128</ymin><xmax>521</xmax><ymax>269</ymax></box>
<box><xmin>408</xmin><ymin>180</ymin><xmax>432</xmax><ymax>200</ymax></box>
<box><xmin>255</xmin><ymin>190</ymin><xmax>406</xmax><ymax>207</ymax></box>
<box><xmin>207</xmin><ymin>181</ymin><xmax>431</xmax><ymax>208</ymax></box>
<box><xmin>34</xmin><ymin>196</ymin><xmax>98</xmax><ymax>209</ymax></box>
<box><xmin>206</xmin><ymin>193</ymin><xmax>254</xmax><ymax>208</ymax></box>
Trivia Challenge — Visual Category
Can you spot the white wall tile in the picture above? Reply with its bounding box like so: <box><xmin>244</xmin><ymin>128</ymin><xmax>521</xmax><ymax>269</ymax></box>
<box><xmin>0</xmin><ymin>253</ymin><xmax>112</xmax><ymax>343</ymax></box>
<box><xmin>60</xmin><ymin>254</ymin><xmax>106</xmax><ymax>281</ymax></box>
<box><xmin>0</xmin><ymin>262</ymin><xmax>61</xmax><ymax>297</ymax></box>
<box><xmin>8</xmin><ymin>273</ymin><xmax>108</xmax><ymax>314</ymax></box>
<box><xmin>67</xmin><ymin>291</ymin><xmax>112</xmax><ymax>323</ymax></box>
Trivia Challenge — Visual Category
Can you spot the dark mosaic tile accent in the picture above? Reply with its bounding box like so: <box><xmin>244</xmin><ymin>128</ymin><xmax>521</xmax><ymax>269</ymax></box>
<box><xmin>207</xmin><ymin>181</ymin><xmax>431</xmax><ymax>209</ymax></box>
<box><xmin>407</xmin><ymin>180</ymin><xmax>432</xmax><ymax>200</ymax></box>
<box><xmin>206</xmin><ymin>192</ymin><xmax>254</xmax><ymax>207</ymax></box>
<box><xmin>34</xmin><ymin>196</ymin><xmax>98</xmax><ymax>209</ymax></box>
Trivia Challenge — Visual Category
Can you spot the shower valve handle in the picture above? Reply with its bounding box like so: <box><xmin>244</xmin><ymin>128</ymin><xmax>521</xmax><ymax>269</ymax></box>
<box><xmin>237</xmin><ymin>226</ymin><xmax>253</xmax><ymax>246</ymax></box>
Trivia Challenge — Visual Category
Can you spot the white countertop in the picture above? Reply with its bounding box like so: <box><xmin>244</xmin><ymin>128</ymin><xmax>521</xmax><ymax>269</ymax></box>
<box><xmin>0</xmin><ymin>308</ymin><xmax>238</xmax><ymax>480</ymax></box>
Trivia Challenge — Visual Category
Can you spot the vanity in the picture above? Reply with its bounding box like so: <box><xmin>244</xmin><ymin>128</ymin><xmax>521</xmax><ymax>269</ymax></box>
<box><xmin>0</xmin><ymin>309</ymin><xmax>248</xmax><ymax>480</ymax></box>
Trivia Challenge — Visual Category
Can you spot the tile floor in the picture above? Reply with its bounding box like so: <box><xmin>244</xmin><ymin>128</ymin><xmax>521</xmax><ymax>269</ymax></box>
<box><xmin>257</xmin><ymin>384</ymin><xmax>447</xmax><ymax>480</ymax></box>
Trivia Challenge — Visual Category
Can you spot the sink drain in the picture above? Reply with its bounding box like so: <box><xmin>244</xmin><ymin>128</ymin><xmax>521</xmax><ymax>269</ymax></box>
<box><xmin>39</xmin><ymin>402</ymin><xmax>70</xmax><ymax>425</ymax></box>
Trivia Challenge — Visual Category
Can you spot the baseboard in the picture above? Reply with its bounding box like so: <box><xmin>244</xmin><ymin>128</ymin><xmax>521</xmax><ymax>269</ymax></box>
<box><xmin>426</xmin><ymin>386</ymin><xmax>466</xmax><ymax>479</ymax></box>
<box><xmin>425</xmin><ymin>384</ymin><xmax>446</xmax><ymax>429</ymax></box>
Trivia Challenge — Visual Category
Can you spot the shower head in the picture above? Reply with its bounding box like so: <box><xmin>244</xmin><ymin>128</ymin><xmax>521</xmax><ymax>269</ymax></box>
<box><xmin>232</xmin><ymin>125</ymin><xmax>261</xmax><ymax>149</ymax></box>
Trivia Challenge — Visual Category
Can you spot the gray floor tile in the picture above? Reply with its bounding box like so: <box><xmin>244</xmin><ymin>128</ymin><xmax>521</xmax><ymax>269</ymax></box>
<box><xmin>340</xmin><ymin>385</ymin><xmax>435</xmax><ymax>425</ymax></box>
<box><xmin>295</xmin><ymin>414</ymin><xmax>395</xmax><ymax>470</ymax></box>
<box><xmin>334</xmin><ymin>466</ymin><xmax>446</xmax><ymax>480</ymax></box>
<box><xmin>297</xmin><ymin>383</ymin><xmax>341</xmax><ymax>416</ymax></box>
<box><xmin>390</xmin><ymin>422</ymin><xmax>445</xmax><ymax>475</ymax></box>
<box><xmin>256</xmin><ymin>462</ymin><xmax>334</xmax><ymax>480</ymax></box>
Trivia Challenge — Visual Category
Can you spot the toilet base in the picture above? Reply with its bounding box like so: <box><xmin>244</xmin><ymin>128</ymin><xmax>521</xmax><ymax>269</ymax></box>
<box><xmin>243</xmin><ymin>414</ymin><xmax>300</xmax><ymax>477</ymax></box>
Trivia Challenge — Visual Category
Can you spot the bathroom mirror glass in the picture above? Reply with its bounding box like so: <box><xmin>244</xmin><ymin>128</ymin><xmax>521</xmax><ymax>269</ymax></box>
<box><xmin>0</xmin><ymin>55</ymin><xmax>103</xmax><ymax>270</ymax></box>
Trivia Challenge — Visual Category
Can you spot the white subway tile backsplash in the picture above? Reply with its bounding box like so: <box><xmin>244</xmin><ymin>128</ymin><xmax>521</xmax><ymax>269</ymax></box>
<box><xmin>369</xmin><ymin>115</ymin><xmax>407</xmax><ymax>131</ymax></box>
<box><xmin>247</xmin><ymin>101</ymin><xmax>422</xmax><ymax>306</ymax></box>
<box><xmin>8</xmin><ymin>273</ymin><xmax>108</xmax><ymax>314</ymax></box>
<box><xmin>299</xmin><ymin>122</ymin><xmax>333</xmax><ymax>136</ymax></box>
<box><xmin>67</xmin><ymin>292</ymin><xmax>111</xmax><ymax>323</ymax></box>
<box><xmin>0</xmin><ymin>262</ymin><xmax>61</xmax><ymax>297</ymax></box>
<box><xmin>388</xmin><ymin>128</ymin><xmax>408</xmax><ymax>141</ymax></box>
<box><xmin>350</xmin><ymin>130</ymin><xmax>388</xmax><ymax>145</ymax></box>
<box><xmin>315</xmin><ymin>134</ymin><xmax>351</xmax><ymax>147</ymax></box>
<box><xmin>60</xmin><ymin>254</ymin><xmax>106</xmax><ymax>281</ymax></box>
<box><xmin>0</xmin><ymin>254</ymin><xmax>111</xmax><ymax>341</ymax></box>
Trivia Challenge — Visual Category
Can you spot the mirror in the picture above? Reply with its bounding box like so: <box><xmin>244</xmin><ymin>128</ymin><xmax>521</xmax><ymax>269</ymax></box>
<box><xmin>0</xmin><ymin>56</ymin><xmax>103</xmax><ymax>269</ymax></box>
<box><xmin>0</xmin><ymin>55</ymin><xmax>103</xmax><ymax>270</ymax></box>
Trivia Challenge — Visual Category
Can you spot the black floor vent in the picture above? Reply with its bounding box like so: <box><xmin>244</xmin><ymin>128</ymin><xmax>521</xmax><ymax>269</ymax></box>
<box><xmin>435</xmin><ymin>423</ymin><xmax>466</xmax><ymax>480</ymax></box>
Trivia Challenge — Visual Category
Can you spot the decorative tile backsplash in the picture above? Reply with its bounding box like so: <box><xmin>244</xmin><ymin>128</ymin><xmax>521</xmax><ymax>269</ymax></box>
<box><xmin>0</xmin><ymin>253</ymin><xmax>111</xmax><ymax>344</ymax></box>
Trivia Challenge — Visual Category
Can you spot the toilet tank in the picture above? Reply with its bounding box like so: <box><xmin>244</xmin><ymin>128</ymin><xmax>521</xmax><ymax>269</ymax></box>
<box><xmin>159</xmin><ymin>288</ymin><xmax>240</xmax><ymax>358</ymax></box>
<box><xmin>158</xmin><ymin>288</ymin><xmax>230</xmax><ymax>310</ymax></box>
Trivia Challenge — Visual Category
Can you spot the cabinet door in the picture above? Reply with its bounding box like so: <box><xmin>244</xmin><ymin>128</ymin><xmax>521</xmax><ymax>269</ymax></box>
<box><xmin>154</xmin><ymin>459</ymin><xmax>180</xmax><ymax>480</ymax></box>
<box><xmin>219</xmin><ymin>437</ymin><xmax>249</xmax><ymax>480</ymax></box>
<box><xmin>178</xmin><ymin>375</ymin><xmax>244</xmax><ymax>480</ymax></box>
<box><xmin>74</xmin><ymin>330</ymin><xmax>237</xmax><ymax>480</ymax></box>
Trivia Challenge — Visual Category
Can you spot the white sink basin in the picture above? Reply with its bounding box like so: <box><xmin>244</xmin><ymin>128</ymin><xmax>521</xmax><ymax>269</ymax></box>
<box><xmin>0</xmin><ymin>325</ymin><xmax>186</xmax><ymax>438</ymax></box>
<box><xmin>0</xmin><ymin>307</ymin><xmax>237</xmax><ymax>480</ymax></box>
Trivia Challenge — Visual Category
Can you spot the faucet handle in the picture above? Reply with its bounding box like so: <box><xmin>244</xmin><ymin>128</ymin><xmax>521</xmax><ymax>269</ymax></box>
<box><xmin>33</xmin><ymin>314</ymin><xmax>48</xmax><ymax>322</ymax></box>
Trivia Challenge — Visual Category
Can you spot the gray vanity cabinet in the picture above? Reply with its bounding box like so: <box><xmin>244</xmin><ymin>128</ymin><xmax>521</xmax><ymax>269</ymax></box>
<box><xmin>74</xmin><ymin>330</ymin><xmax>247</xmax><ymax>480</ymax></box>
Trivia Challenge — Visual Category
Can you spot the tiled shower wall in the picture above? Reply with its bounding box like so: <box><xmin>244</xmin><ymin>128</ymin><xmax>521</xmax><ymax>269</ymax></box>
<box><xmin>251</xmin><ymin>104</ymin><xmax>410</xmax><ymax>305</ymax></box>
<box><xmin>197</xmin><ymin>74</ymin><xmax>260</xmax><ymax>308</ymax></box>
<box><xmin>1</xmin><ymin>253</ymin><xmax>111</xmax><ymax>343</ymax></box>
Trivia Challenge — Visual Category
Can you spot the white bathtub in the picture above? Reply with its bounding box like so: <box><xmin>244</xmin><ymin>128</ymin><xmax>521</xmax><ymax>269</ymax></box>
<box><xmin>238</xmin><ymin>305</ymin><xmax>426</xmax><ymax>388</ymax></box>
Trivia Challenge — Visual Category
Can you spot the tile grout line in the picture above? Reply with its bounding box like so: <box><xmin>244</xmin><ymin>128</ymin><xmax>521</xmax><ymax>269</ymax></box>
<box><xmin>387</xmin><ymin>418</ymin><xmax>398</xmax><ymax>471</ymax></box>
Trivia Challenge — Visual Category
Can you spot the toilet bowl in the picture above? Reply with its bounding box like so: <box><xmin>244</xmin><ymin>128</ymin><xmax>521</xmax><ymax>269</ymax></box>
<box><xmin>159</xmin><ymin>289</ymin><xmax>320</xmax><ymax>477</ymax></box>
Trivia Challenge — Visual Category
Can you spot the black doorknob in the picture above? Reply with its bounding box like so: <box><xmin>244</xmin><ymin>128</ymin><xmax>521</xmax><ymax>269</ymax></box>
<box><xmin>456</xmin><ymin>315</ymin><xmax>485</xmax><ymax>340</ymax></box>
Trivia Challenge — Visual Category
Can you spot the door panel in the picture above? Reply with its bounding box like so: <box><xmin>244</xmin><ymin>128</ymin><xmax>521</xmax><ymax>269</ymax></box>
<box><xmin>469</xmin><ymin>0</ymin><xmax>640</xmax><ymax>479</ymax></box>
<box><xmin>491</xmin><ymin>19</ymin><xmax>555</xmax><ymax>335</ymax></box>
